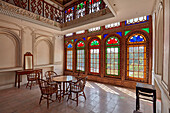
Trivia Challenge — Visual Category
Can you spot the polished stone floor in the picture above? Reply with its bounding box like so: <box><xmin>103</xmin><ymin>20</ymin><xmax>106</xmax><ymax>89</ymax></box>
<box><xmin>0</xmin><ymin>81</ymin><xmax>160</xmax><ymax>113</ymax></box>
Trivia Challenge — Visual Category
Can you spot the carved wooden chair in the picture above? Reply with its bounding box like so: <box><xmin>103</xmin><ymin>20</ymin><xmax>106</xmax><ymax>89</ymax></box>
<box><xmin>67</xmin><ymin>76</ymin><xmax>87</xmax><ymax>106</ymax></box>
<box><xmin>45</xmin><ymin>71</ymin><xmax>61</xmax><ymax>99</ymax></box>
<box><xmin>26</xmin><ymin>70</ymin><xmax>40</xmax><ymax>90</ymax></box>
<box><xmin>45</xmin><ymin>71</ymin><xmax>58</xmax><ymax>82</ymax></box>
<box><xmin>38</xmin><ymin>79</ymin><xmax>58</xmax><ymax>109</ymax></box>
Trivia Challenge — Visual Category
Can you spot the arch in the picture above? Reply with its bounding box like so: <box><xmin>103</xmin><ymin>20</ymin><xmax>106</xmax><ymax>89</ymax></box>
<box><xmin>34</xmin><ymin>37</ymin><xmax>54</xmax><ymax>65</ymax></box>
<box><xmin>0</xmin><ymin>29</ymin><xmax>21</xmax><ymax>68</ymax></box>
<box><xmin>88</xmin><ymin>37</ymin><xmax>101</xmax><ymax>74</ymax></box>
<box><xmin>104</xmin><ymin>34</ymin><xmax>121</xmax><ymax>78</ymax></box>
<box><xmin>75</xmin><ymin>39</ymin><xmax>85</xmax><ymax>72</ymax></box>
<box><xmin>125</xmin><ymin>31</ymin><xmax>149</xmax><ymax>82</ymax></box>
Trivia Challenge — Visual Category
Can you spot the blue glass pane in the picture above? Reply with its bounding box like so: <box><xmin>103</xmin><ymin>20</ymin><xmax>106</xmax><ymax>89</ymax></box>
<box><xmin>65</xmin><ymin>11</ymin><xmax>67</xmax><ymax>13</ymax></box>
<box><xmin>130</xmin><ymin>35</ymin><xmax>144</xmax><ymax>42</ymax></box>
<box><xmin>147</xmin><ymin>15</ymin><xmax>149</xmax><ymax>20</ymax></box>
<box><xmin>116</xmin><ymin>32</ymin><xmax>122</xmax><ymax>37</ymax></box>
<box><xmin>72</xmin><ymin>7</ymin><xmax>74</xmax><ymax>10</ymax></box>
<box><xmin>67</xmin><ymin>44</ymin><xmax>73</xmax><ymax>48</ymax></box>
<box><xmin>75</xmin><ymin>39</ymin><xmax>77</xmax><ymax>42</ymax></box>
<box><xmin>103</xmin><ymin>34</ymin><xmax>108</xmax><ymax>39</ymax></box>
<box><xmin>83</xmin><ymin>37</ymin><xmax>86</xmax><ymax>40</ymax></box>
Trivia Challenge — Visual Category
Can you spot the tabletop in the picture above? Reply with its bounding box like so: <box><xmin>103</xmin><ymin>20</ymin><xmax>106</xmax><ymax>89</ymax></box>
<box><xmin>52</xmin><ymin>75</ymin><xmax>76</xmax><ymax>82</ymax></box>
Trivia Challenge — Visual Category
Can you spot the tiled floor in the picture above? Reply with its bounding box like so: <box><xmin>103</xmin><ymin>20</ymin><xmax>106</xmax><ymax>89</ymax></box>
<box><xmin>0</xmin><ymin>81</ymin><xmax>159</xmax><ymax>113</ymax></box>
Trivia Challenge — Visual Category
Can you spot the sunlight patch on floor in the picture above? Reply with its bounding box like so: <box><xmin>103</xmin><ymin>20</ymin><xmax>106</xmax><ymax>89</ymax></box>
<box><xmin>95</xmin><ymin>83</ymin><xmax>119</xmax><ymax>95</ymax></box>
<box><xmin>86</xmin><ymin>81</ymin><xmax>94</xmax><ymax>88</ymax></box>
<box><xmin>114</xmin><ymin>86</ymin><xmax>136</xmax><ymax>98</ymax></box>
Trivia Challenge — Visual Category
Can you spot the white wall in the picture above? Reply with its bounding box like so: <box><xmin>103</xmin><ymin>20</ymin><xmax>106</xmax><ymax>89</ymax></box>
<box><xmin>0</xmin><ymin>13</ymin><xmax>64</xmax><ymax>89</ymax></box>
<box><xmin>152</xmin><ymin>0</ymin><xmax>170</xmax><ymax>113</ymax></box>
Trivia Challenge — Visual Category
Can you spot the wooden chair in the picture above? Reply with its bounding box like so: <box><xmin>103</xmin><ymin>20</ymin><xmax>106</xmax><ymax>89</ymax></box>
<box><xmin>67</xmin><ymin>76</ymin><xmax>87</xmax><ymax>106</ymax></box>
<box><xmin>26</xmin><ymin>70</ymin><xmax>40</xmax><ymax>89</ymax></box>
<box><xmin>38</xmin><ymin>79</ymin><xmax>58</xmax><ymax>109</ymax></box>
<box><xmin>45</xmin><ymin>71</ymin><xmax>61</xmax><ymax>100</ymax></box>
<box><xmin>45</xmin><ymin>71</ymin><xmax>58</xmax><ymax>82</ymax></box>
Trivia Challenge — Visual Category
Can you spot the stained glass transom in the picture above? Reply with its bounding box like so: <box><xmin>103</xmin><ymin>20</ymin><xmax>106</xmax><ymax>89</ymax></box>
<box><xmin>90</xmin><ymin>39</ymin><xmax>100</xmax><ymax>46</ymax></box>
<box><xmin>77</xmin><ymin>41</ymin><xmax>85</xmax><ymax>48</ymax></box>
<box><xmin>106</xmin><ymin>37</ymin><xmax>119</xmax><ymax>45</ymax></box>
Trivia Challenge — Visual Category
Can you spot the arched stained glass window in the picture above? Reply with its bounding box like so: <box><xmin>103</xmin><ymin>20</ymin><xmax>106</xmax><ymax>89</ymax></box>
<box><xmin>106</xmin><ymin>37</ymin><xmax>120</xmax><ymax>76</ymax></box>
<box><xmin>89</xmin><ymin>39</ymin><xmax>100</xmax><ymax>74</ymax></box>
<box><xmin>76</xmin><ymin>41</ymin><xmax>85</xmax><ymax>71</ymax></box>
<box><xmin>66</xmin><ymin>43</ymin><xmax>73</xmax><ymax>70</ymax></box>
<box><xmin>126</xmin><ymin>33</ymin><xmax>147</xmax><ymax>82</ymax></box>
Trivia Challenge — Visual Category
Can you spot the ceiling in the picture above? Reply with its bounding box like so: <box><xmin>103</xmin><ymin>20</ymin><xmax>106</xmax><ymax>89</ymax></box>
<box><xmin>62</xmin><ymin>0</ymin><xmax>156</xmax><ymax>34</ymax></box>
<box><xmin>54</xmin><ymin>0</ymin><xmax>72</xmax><ymax>5</ymax></box>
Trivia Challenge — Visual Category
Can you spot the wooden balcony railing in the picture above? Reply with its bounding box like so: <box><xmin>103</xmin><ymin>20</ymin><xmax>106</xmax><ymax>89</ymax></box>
<box><xmin>64</xmin><ymin>0</ymin><xmax>106</xmax><ymax>22</ymax></box>
<box><xmin>2</xmin><ymin>0</ymin><xmax>64</xmax><ymax>23</ymax></box>
<box><xmin>2</xmin><ymin>0</ymin><xmax>107</xmax><ymax>24</ymax></box>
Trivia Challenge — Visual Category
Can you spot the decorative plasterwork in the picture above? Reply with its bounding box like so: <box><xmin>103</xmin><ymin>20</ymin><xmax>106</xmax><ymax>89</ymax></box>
<box><xmin>0</xmin><ymin>0</ymin><xmax>61</xmax><ymax>30</ymax></box>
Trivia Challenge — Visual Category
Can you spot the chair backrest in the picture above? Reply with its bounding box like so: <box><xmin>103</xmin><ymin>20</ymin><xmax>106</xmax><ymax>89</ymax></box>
<box><xmin>38</xmin><ymin>79</ymin><xmax>57</xmax><ymax>95</ymax></box>
<box><xmin>45</xmin><ymin>71</ymin><xmax>57</xmax><ymax>82</ymax></box>
<box><xmin>77</xmin><ymin>77</ymin><xmax>87</xmax><ymax>91</ymax></box>
<box><xmin>27</xmin><ymin>70</ymin><xmax>40</xmax><ymax>81</ymax></box>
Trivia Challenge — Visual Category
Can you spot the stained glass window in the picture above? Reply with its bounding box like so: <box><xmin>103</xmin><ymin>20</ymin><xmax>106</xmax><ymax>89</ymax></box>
<box><xmin>66</xmin><ymin>43</ymin><xmax>73</xmax><ymax>70</ymax></box>
<box><xmin>88</xmin><ymin>26</ymin><xmax>101</xmax><ymax>32</ymax></box>
<box><xmin>76</xmin><ymin>41</ymin><xmax>85</xmax><ymax>71</ymax></box>
<box><xmin>105</xmin><ymin>22</ymin><xmax>120</xmax><ymax>29</ymax></box>
<box><xmin>106</xmin><ymin>37</ymin><xmax>120</xmax><ymax>76</ymax></box>
<box><xmin>126</xmin><ymin>33</ymin><xmax>147</xmax><ymax>82</ymax></box>
<box><xmin>65</xmin><ymin>7</ymin><xmax>74</xmax><ymax>22</ymax></box>
<box><xmin>125</xmin><ymin>15</ymin><xmax>149</xmax><ymax>25</ymax></box>
<box><xmin>76</xmin><ymin>2</ymin><xmax>86</xmax><ymax>19</ymax></box>
<box><xmin>89</xmin><ymin>39</ymin><xmax>100</xmax><ymax>73</ymax></box>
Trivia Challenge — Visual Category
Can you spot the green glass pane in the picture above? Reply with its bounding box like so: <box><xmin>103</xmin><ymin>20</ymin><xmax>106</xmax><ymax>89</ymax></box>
<box><xmin>125</xmin><ymin>30</ymin><xmax>131</xmax><ymax>36</ymax></box>
<box><xmin>142</xmin><ymin>28</ymin><xmax>149</xmax><ymax>33</ymax></box>
<box><xmin>80</xmin><ymin>3</ymin><xmax>84</xmax><ymax>8</ymax></box>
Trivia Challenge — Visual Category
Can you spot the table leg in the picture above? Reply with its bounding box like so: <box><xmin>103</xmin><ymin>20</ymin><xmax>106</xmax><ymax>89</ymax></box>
<box><xmin>18</xmin><ymin>74</ymin><xmax>20</xmax><ymax>88</ymax></box>
<box><xmin>15</xmin><ymin>73</ymin><xmax>17</xmax><ymax>87</ymax></box>
<box><xmin>63</xmin><ymin>82</ymin><xmax>65</xmax><ymax>98</ymax></box>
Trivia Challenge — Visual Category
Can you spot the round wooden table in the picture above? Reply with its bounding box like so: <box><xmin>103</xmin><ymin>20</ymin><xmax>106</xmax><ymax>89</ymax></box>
<box><xmin>52</xmin><ymin>75</ymin><xmax>76</xmax><ymax>101</ymax></box>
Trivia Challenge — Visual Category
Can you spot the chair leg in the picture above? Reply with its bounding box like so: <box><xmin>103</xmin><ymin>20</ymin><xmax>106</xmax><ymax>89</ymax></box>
<box><xmin>76</xmin><ymin>93</ymin><xmax>78</xmax><ymax>106</ymax></box>
<box><xmin>39</xmin><ymin>95</ymin><xmax>43</xmax><ymax>105</ymax></box>
<box><xmin>47</xmin><ymin>95</ymin><xmax>49</xmax><ymax>109</ymax></box>
<box><xmin>83</xmin><ymin>91</ymin><xmax>86</xmax><ymax>100</ymax></box>
<box><xmin>30</xmin><ymin>81</ymin><xmax>33</xmax><ymax>90</ymax></box>
<box><xmin>26</xmin><ymin>81</ymin><xmax>29</xmax><ymax>88</ymax></box>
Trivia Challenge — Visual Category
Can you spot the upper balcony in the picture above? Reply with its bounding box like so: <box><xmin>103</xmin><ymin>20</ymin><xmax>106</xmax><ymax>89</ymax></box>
<box><xmin>0</xmin><ymin>0</ymin><xmax>112</xmax><ymax>29</ymax></box>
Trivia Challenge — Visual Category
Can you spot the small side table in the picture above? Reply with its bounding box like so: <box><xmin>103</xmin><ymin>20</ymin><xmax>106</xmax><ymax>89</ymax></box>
<box><xmin>136</xmin><ymin>82</ymin><xmax>156</xmax><ymax>113</ymax></box>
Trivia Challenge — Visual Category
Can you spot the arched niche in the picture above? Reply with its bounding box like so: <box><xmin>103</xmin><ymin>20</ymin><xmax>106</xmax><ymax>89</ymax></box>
<box><xmin>0</xmin><ymin>30</ymin><xmax>21</xmax><ymax>68</ymax></box>
<box><xmin>34</xmin><ymin>37</ymin><xmax>54</xmax><ymax>65</ymax></box>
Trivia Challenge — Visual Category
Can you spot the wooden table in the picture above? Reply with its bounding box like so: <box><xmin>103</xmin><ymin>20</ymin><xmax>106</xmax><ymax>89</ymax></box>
<box><xmin>15</xmin><ymin>69</ymin><xmax>42</xmax><ymax>88</ymax></box>
<box><xmin>136</xmin><ymin>82</ymin><xmax>156</xmax><ymax>113</ymax></box>
<box><xmin>52</xmin><ymin>75</ymin><xmax>76</xmax><ymax>101</ymax></box>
